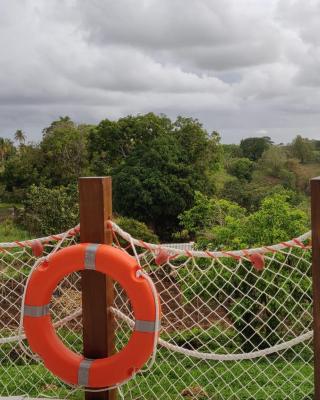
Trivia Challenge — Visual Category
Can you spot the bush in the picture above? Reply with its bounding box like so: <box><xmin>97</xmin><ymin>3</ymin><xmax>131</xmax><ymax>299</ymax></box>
<box><xmin>227</xmin><ymin>158</ymin><xmax>253</xmax><ymax>181</ymax></box>
<box><xmin>21</xmin><ymin>184</ymin><xmax>79</xmax><ymax>235</ymax></box>
<box><xmin>115</xmin><ymin>216</ymin><xmax>158</xmax><ymax>243</ymax></box>
<box><xmin>177</xmin><ymin>192</ymin><xmax>310</xmax><ymax>351</ymax></box>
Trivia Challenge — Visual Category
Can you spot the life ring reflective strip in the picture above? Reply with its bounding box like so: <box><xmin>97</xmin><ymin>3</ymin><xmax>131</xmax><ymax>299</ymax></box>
<box><xmin>23</xmin><ymin>243</ymin><xmax>160</xmax><ymax>388</ymax></box>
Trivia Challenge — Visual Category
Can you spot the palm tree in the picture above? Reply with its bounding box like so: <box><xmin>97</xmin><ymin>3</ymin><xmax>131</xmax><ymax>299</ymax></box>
<box><xmin>14</xmin><ymin>129</ymin><xmax>26</xmax><ymax>145</ymax></box>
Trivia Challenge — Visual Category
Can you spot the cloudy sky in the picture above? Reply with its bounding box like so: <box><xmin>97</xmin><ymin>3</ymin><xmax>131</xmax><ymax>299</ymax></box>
<box><xmin>1</xmin><ymin>0</ymin><xmax>319</xmax><ymax>143</ymax></box>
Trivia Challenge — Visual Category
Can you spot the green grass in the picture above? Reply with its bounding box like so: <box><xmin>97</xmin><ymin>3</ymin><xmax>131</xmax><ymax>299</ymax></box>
<box><xmin>0</xmin><ymin>220</ymin><xmax>29</xmax><ymax>243</ymax></box>
<box><xmin>0</xmin><ymin>329</ymin><xmax>314</xmax><ymax>400</ymax></box>
<box><xmin>0</xmin><ymin>355</ymin><xmax>313</xmax><ymax>399</ymax></box>
<box><xmin>0</xmin><ymin>326</ymin><xmax>314</xmax><ymax>399</ymax></box>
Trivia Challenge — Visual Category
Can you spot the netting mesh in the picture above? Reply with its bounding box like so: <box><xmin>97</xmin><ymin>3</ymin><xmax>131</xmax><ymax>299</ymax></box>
<box><xmin>0</xmin><ymin>223</ymin><xmax>314</xmax><ymax>399</ymax></box>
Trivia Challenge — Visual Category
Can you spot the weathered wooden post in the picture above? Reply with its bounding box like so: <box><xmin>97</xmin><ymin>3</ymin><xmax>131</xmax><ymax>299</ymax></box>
<box><xmin>79</xmin><ymin>177</ymin><xmax>117</xmax><ymax>400</ymax></box>
<box><xmin>311</xmin><ymin>177</ymin><xmax>320</xmax><ymax>399</ymax></box>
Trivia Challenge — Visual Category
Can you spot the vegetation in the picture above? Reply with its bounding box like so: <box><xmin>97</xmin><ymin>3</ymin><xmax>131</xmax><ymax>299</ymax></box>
<box><xmin>0</xmin><ymin>113</ymin><xmax>317</xmax><ymax>242</ymax></box>
<box><xmin>0</xmin><ymin>353</ymin><xmax>313</xmax><ymax>399</ymax></box>
<box><xmin>0</xmin><ymin>114</ymin><xmax>317</xmax><ymax>397</ymax></box>
<box><xmin>0</xmin><ymin>328</ymin><xmax>313</xmax><ymax>399</ymax></box>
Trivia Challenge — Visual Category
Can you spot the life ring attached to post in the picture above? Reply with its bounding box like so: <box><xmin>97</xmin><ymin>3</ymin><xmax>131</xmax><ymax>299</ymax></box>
<box><xmin>23</xmin><ymin>243</ymin><xmax>160</xmax><ymax>388</ymax></box>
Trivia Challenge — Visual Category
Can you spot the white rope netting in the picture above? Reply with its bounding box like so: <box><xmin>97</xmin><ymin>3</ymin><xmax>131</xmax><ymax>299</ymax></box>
<box><xmin>0</xmin><ymin>222</ymin><xmax>314</xmax><ymax>399</ymax></box>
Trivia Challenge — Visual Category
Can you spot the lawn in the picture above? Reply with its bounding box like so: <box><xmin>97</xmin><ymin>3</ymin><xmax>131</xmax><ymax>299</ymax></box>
<box><xmin>0</xmin><ymin>351</ymin><xmax>314</xmax><ymax>399</ymax></box>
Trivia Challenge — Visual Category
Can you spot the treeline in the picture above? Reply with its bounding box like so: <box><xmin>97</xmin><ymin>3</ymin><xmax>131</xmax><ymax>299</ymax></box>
<box><xmin>0</xmin><ymin>113</ymin><xmax>317</xmax><ymax>244</ymax></box>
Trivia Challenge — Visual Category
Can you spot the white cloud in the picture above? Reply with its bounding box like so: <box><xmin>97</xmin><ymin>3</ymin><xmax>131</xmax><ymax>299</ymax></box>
<box><xmin>0</xmin><ymin>0</ymin><xmax>319</xmax><ymax>143</ymax></box>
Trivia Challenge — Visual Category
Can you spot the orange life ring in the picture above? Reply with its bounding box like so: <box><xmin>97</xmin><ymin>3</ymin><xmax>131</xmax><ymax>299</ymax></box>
<box><xmin>23</xmin><ymin>243</ymin><xmax>160</xmax><ymax>388</ymax></box>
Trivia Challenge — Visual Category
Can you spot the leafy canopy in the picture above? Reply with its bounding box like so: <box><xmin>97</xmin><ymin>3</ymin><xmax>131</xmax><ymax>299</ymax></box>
<box><xmin>290</xmin><ymin>135</ymin><xmax>314</xmax><ymax>164</ymax></box>
<box><xmin>40</xmin><ymin>116</ymin><xmax>90</xmax><ymax>186</ymax></box>
<box><xmin>240</xmin><ymin>136</ymin><xmax>272</xmax><ymax>161</ymax></box>
<box><xmin>21</xmin><ymin>184</ymin><xmax>79</xmax><ymax>235</ymax></box>
<box><xmin>179</xmin><ymin>191</ymin><xmax>308</xmax><ymax>250</ymax></box>
<box><xmin>89</xmin><ymin>113</ymin><xmax>221</xmax><ymax>238</ymax></box>
<box><xmin>227</xmin><ymin>157</ymin><xmax>253</xmax><ymax>181</ymax></box>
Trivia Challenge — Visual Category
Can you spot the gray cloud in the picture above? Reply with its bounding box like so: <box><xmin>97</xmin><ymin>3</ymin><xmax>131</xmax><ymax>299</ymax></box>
<box><xmin>0</xmin><ymin>0</ymin><xmax>319</xmax><ymax>143</ymax></box>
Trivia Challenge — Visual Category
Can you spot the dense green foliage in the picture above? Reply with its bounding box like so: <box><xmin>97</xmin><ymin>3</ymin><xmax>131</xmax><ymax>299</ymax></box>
<box><xmin>240</xmin><ymin>136</ymin><xmax>272</xmax><ymax>161</ymax></box>
<box><xmin>178</xmin><ymin>190</ymin><xmax>310</xmax><ymax>350</ymax></box>
<box><xmin>0</xmin><ymin>112</ymin><xmax>317</xmax><ymax>241</ymax></box>
<box><xmin>89</xmin><ymin>114</ymin><xmax>220</xmax><ymax>237</ymax></box>
<box><xmin>39</xmin><ymin>117</ymin><xmax>90</xmax><ymax>186</ymax></box>
<box><xmin>178</xmin><ymin>191</ymin><xmax>308</xmax><ymax>249</ymax></box>
<box><xmin>0</xmin><ymin>114</ymin><xmax>317</xmax><ymax>396</ymax></box>
<box><xmin>21</xmin><ymin>184</ymin><xmax>79</xmax><ymax>235</ymax></box>
<box><xmin>115</xmin><ymin>216</ymin><xmax>159</xmax><ymax>243</ymax></box>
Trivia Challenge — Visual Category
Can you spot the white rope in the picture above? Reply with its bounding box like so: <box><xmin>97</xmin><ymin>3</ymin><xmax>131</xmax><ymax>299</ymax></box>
<box><xmin>110</xmin><ymin>308</ymin><xmax>313</xmax><ymax>361</ymax></box>
<box><xmin>0</xmin><ymin>309</ymin><xmax>82</xmax><ymax>344</ymax></box>
<box><xmin>0</xmin><ymin>221</ymin><xmax>310</xmax><ymax>256</ymax></box>
<box><xmin>5</xmin><ymin>302</ymin><xmax>313</xmax><ymax>361</ymax></box>
<box><xmin>0</xmin><ymin>224</ymin><xmax>79</xmax><ymax>248</ymax></box>
<box><xmin>110</xmin><ymin>221</ymin><xmax>311</xmax><ymax>258</ymax></box>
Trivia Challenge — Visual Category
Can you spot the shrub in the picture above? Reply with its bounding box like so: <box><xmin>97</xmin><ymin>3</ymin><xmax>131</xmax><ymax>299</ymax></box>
<box><xmin>115</xmin><ymin>216</ymin><xmax>158</xmax><ymax>244</ymax></box>
<box><xmin>21</xmin><ymin>184</ymin><xmax>79</xmax><ymax>235</ymax></box>
<box><xmin>227</xmin><ymin>158</ymin><xmax>253</xmax><ymax>181</ymax></box>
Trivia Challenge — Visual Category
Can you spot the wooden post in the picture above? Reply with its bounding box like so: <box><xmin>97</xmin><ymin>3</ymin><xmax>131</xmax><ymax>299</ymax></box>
<box><xmin>311</xmin><ymin>177</ymin><xmax>320</xmax><ymax>400</ymax></box>
<box><xmin>79</xmin><ymin>177</ymin><xmax>117</xmax><ymax>400</ymax></box>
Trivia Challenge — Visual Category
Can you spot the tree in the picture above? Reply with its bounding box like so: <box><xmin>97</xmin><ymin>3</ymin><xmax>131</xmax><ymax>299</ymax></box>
<box><xmin>88</xmin><ymin>113</ymin><xmax>172</xmax><ymax>175</ymax></box>
<box><xmin>258</xmin><ymin>146</ymin><xmax>287</xmax><ymax>177</ymax></box>
<box><xmin>290</xmin><ymin>135</ymin><xmax>313</xmax><ymax>164</ymax></box>
<box><xmin>222</xmin><ymin>144</ymin><xmax>243</xmax><ymax>159</ymax></box>
<box><xmin>39</xmin><ymin>117</ymin><xmax>90</xmax><ymax>186</ymax></box>
<box><xmin>178</xmin><ymin>191</ymin><xmax>246</xmax><ymax>240</ymax></box>
<box><xmin>113</xmin><ymin>134</ymin><xmax>199</xmax><ymax>239</ymax></box>
<box><xmin>0</xmin><ymin>138</ymin><xmax>15</xmax><ymax>164</ymax></box>
<box><xmin>179</xmin><ymin>190</ymin><xmax>308</xmax><ymax>250</ymax></box>
<box><xmin>116</xmin><ymin>216</ymin><xmax>159</xmax><ymax>243</ymax></box>
<box><xmin>1</xmin><ymin>144</ymin><xmax>41</xmax><ymax>199</ymax></box>
<box><xmin>14</xmin><ymin>129</ymin><xmax>26</xmax><ymax>145</ymax></box>
<box><xmin>244</xmin><ymin>192</ymin><xmax>308</xmax><ymax>245</ymax></box>
<box><xmin>240</xmin><ymin>137</ymin><xmax>272</xmax><ymax>161</ymax></box>
<box><xmin>178</xmin><ymin>192</ymin><xmax>309</xmax><ymax>351</ymax></box>
<box><xmin>21</xmin><ymin>184</ymin><xmax>79</xmax><ymax>235</ymax></box>
<box><xmin>89</xmin><ymin>113</ymin><xmax>220</xmax><ymax>238</ymax></box>
<box><xmin>227</xmin><ymin>158</ymin><xmax>253</xmax><ymax>181</ymax></box>
<box><xmin>221</xmin><ymin>179</ymin><xmax>250</xmax><ymax>208</ymax></box>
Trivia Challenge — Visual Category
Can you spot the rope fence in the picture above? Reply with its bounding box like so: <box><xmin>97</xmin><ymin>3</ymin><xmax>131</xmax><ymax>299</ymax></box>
<box><xmin>0</xmin><ymin>222</ymin><xmax>314</xmax><ymax>399</ymax></box>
